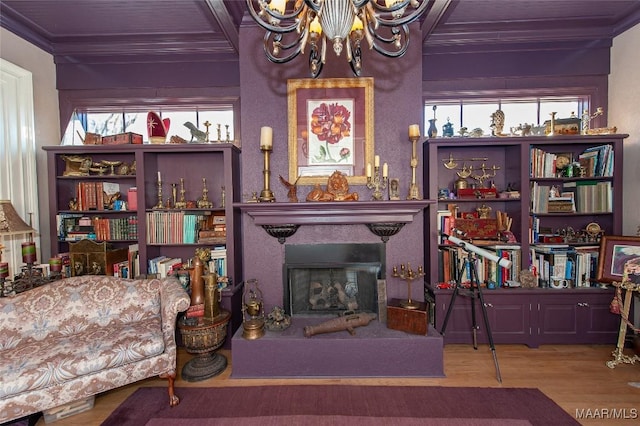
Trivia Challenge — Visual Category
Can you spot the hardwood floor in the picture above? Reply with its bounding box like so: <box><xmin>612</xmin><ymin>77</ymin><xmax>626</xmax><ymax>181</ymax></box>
<box><xmin>34</xmin><ymin>344</ymin><xmax>639</xmax><ymax>426</ymax></box>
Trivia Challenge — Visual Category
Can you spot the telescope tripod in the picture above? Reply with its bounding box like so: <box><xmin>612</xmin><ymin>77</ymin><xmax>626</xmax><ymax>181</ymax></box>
<box><xmin>440</xmin><ymin>252</ymin><xmax>502</xmax><ymax>383</ymax></box>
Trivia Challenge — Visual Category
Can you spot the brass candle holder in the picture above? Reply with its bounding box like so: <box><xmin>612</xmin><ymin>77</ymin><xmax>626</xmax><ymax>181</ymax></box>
<box><xmin>392</xmin><ymin>263</ymin><xmax>426</xmax><ymax>309</ymax></box>
<box><xmin>259</xmin><ymin>144</ymin><xmax>275</xmax><ymax>202</ymax></box>
<box><xmin>366</xmin><ymin>163</ymin><xmax>388</xmax><ymax>201</ymax></box>
<box><xmin>197</xmin><ymin>178</ymin><xmax>213</xmax><ymax>209</ymax></box>
<box><xmin>174</xmin><ymin>178</ymin><xmax>187</xmax><ymax>209</ymax></box>
<box><xmin>154</xmin><ymin>177</ymin><xmax>164</xmax><ymax>209</ymax></box>
<box><xmin>408</xmin><ymin>134</ymin><xmax>422</xmax><ymax>200</ymax></box>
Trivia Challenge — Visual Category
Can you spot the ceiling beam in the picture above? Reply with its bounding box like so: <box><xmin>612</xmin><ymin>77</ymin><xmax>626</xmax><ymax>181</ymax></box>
<box><xmin>421</xmin><ymin>0</ymin><xmax>454</xmax><ymax>43</ymax></box>
<box><xmin>205</xmin><ymin>0</ymin><xmax>239</xmax><ymax>53</ymax></box>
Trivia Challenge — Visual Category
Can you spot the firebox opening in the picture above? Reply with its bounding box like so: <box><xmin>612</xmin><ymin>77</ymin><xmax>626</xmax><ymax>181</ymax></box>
<box><xmin>283</xmin><ymin>243</ymin><xmax>386</xmax><ymax>318</ymax></box>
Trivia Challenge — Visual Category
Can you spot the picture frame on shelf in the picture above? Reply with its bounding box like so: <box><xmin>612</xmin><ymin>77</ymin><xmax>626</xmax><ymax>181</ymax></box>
<box><xmin>596</xmin><ymin>235</ymin><xmax>640</xmax><ymax>283</ymax></box>
<box><xmin>287</xmin><ymin>78</ymin><xmax>374</xmax><ymax>185</ymax></box>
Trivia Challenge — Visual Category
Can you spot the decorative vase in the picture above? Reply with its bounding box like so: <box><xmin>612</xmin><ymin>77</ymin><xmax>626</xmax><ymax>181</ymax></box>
<box><xmin>428</xmin><ymin>119</ymin><xmax>438</xmax><ymax>138</ymax></box>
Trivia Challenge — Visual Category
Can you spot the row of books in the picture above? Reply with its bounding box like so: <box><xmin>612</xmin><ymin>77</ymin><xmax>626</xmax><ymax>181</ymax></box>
<box><xmin>74</xmin><ymin>181</ymin><xmax>124</xmax><ymax>211</ymax></box>
<box><xmin>529</xmin><ymin>144</ymin><xmax>613</xmax><ymax>178</ymax></box>
<box><xmin>531</xmin><ymin>181</ymin><xmax>611</xmax><ymax>214</ymax></box>
<box><xmin>56</xmin><ymin>213</ymin><xmax>138</xmax><ymax>241</ymax></box>
<box><xmin>438</xmin><ymin>244</ymin><xmax>521</xmax><ymax>287</ymax></box>
<box><xmin>530</xmin><ymin>245</ymin><xmax>600</xmax><ymax>288</ymax></box>
<box><xmin>146</xmin><ymin>246</ymin><xmax>227</xmax><ymax>279</ymax></box>
<box><xmin>145</xmin><ymin>211</ymin><xmax>202</xmax><ymax>244</ymax></box>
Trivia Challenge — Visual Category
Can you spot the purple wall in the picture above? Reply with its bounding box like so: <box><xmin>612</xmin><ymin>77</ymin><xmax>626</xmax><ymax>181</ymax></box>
<box><xmin>239</xmin><ymin>22</ymin><xmax>426</xmax><ymax>310</ymax></box>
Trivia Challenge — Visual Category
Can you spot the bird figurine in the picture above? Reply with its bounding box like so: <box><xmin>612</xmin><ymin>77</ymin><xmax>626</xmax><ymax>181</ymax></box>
<box><xmin>279</xmin><ymin>175</ymin><xmax>299</xmax><ymax>203</ymax></box>
<box><xmin>184</xmin><ymin>121</ymin><xmax>208</xmax><ymax>143</ymax></box>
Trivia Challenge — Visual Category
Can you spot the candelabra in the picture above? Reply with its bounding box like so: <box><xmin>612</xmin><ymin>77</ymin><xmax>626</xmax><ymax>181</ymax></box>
<box><xmin>259</xmin><ymin>128</ymin><xmax>275</xmax><ymax>202</ymax></box>
<box><xmin>392</xmin><ymin>263</ymin><xmax>425</xmax><ymax>310</ymax></box>
<box><xmin>407</xmin><ymin>126</ymin><xmax>422</xmax><ymax>200</ymax></box>
<box><xmin>366</xmin><ymin>162</ymin><xmax>388</xmax><ymax>201</ymax></box>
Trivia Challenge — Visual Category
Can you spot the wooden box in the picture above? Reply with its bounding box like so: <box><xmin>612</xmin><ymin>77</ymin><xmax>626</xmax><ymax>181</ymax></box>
<box><xmin>386</xmin><ymin>298</ymin><xmax>428</xmax><ymax>335</ymax></box>
<box><xmin>102</xmin><ymin>132</ymin><xmax>143</xmax><ymax>145</ymax></box>
<box><xmin>69</xmin><ymin>239</ymin><xmax>128</xmax><ymax>276</ymax></box>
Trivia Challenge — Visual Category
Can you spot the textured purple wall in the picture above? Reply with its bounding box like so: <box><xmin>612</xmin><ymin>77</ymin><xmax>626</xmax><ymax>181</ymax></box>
<box><xmin>239</xmin><ymin>22</ymin><xmax>426</xmax><ymax>310</ymax></box>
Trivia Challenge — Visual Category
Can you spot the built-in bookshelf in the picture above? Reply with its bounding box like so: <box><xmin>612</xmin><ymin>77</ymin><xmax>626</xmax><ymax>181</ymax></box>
<box><xmin>44</xmin><ymin>144</ymin><xmax>244</xmax><ymax>342</ymax></box>
<box><xmin>423</xmin><ymin>134</ymin><xmax>628</xmax><ymax>345</ymax></box>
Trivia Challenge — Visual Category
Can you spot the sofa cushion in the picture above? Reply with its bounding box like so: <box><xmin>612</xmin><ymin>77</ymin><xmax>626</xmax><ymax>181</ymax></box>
<box><xmin>0</xmin><ymin>316</ymin><xmax>164</xmax><ymax>399</ymax></box>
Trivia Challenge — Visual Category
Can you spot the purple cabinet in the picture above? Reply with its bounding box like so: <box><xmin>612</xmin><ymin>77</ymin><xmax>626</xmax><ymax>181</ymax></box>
<box><xmin>430</xmin><ymin>286</ymin><xmax>619</xmax><ymax>347</ymax></box>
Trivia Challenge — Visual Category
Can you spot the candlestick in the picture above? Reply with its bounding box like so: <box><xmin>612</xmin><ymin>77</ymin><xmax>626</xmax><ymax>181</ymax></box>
<box><xmin>259</xmin><ymin>135</ymin><xmax>275</xmax><ymax>202</ymax></box>
<box><xmin>260</xmin><ymin>126</ymin><xmax>273</xmax><ymax>149</ymax></box>
<box><xmin>407</xmin><ymin>132</ymin><xmax>422</xmax><ymax>200</ymax></box>
<box><xmin>154</xmin><ymin>176</ymin><xmax>164</xmax><ymax>209</ymax></box>
<box><xmin>366</xmin><ymin>155</ymin><xmax>388</xmax><ymax>201</ymax></box>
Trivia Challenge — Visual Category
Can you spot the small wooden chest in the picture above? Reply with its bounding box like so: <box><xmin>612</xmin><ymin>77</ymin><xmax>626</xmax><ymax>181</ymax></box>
<box><xmin>386</xmin><ymin>298</ymin><xmax>428</xmax><ymax>335</ymax></box>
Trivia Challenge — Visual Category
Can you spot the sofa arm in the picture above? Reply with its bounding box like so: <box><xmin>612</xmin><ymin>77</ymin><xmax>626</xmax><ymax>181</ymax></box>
<box><xmin>159</xmin><ymin>277</ymin><xmax>191</xmax><ymax>355</ymax></box>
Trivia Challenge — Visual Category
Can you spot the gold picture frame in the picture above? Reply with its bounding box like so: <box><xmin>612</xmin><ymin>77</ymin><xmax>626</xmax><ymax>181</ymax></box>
<box><xmin>287</xmin><ymin>78</ymin><xmax>374</xmax><ymax>185</ymax></box>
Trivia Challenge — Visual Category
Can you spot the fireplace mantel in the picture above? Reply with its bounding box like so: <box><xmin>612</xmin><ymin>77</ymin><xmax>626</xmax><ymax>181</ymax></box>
<box><xmin>235</xmin><ymin>200</ymin><xmax>434</xmax><ymax>242</ymax></box>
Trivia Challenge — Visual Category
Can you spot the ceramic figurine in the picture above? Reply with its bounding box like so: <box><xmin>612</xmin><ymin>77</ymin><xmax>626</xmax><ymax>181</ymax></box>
<box><xmin>442</xmin><ymin>118</ymin><xmax>454</xmax><ymax>137</ymax></box>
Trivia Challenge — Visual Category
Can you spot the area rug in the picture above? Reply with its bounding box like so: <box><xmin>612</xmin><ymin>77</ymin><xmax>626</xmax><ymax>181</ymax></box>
<box><xmin>101</xmin><ymin>385</ymin><xmax>579</xmax><ymax>426</ymax></box>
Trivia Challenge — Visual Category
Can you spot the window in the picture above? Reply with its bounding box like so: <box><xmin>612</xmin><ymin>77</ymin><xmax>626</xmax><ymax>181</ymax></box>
<box><xmin>64</xmin><ymin>108</ymin><xmax>235</xmax><ymax>144</ymax></box>
<box><xmin>424</xmin><ymin>97</ymin><xmax>582</xmax><ymax>136</ymax></box>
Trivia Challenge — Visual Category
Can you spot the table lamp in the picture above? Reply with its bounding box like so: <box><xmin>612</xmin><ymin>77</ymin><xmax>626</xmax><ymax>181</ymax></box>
<box><xmin>0</xmin><ymin>200</ymin><xmax>35</xmax><ymax>293</ymax></box>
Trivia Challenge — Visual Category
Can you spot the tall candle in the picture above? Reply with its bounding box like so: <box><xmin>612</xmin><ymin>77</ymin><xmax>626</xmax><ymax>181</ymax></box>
<box><xmin>157</xmin><ymin>171</ymin><xmax>161</xmax><ymax>182</ymax></box>
<box><xmin>409</xmin><ymin>124</ymin><xmax>420</xmax><ymax>138</ymax></box>
<box><xmin>374</xmin><ymin>155</ymin><xmax>380</xmax><ymax>167</ymax></box>
<box><xmin>260</xmin><ymin>126</ymin><xmax>273</xmax><ymax>149</ymax></box>
<box><xmin>366</xmin><ymin>163</ymin><xmax>372</xmax><ymax>178</ymax></box>
<box><xmin>0</xmin><ymin>262</ymin><xmax>8</xmax><ymax>278</ymax></box>
<box><xmin>22</xmin><ymin>242</ymin><xmax>37</xmax><ymax>264</ymax></box>
<box><xmin>383</xmin><ymin>163</ymin><xmax>388</xmax><ymax>178</ymax></box>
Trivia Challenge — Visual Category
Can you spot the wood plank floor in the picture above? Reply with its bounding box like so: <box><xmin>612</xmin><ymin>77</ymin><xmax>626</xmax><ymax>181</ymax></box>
<box><xmin>34</xmin><ymin>344</ymin><xmax>640</xmax><ymax>426</ymax></box>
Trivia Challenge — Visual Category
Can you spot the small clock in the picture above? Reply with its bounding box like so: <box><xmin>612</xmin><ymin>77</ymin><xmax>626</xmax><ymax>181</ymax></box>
<box><xmin>585</xmin><ymin>222</ymin><xmax>602</xmax><ymax>238</ymax></box>
<box><xmin>555</xmin><ymin>154</ymin><xmax>572</xmax><ymax>170</ymax></box>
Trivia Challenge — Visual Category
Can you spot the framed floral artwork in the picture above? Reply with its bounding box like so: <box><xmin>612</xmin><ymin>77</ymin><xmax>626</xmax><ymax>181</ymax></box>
<box><xmin>287</xmin><ymin>78</ymin><xmax>374</xmax><ymax>185</ymax></box>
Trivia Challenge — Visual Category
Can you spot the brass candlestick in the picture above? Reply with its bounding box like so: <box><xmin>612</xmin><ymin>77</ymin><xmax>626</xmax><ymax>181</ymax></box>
<box><xmin>197</xmin><ymin>178</ymin><xmax>213</xmax><ymax>209</ymax></box>
<box><xmin>392</xmin><ymin>263</ymin><xmax>426</xmax><ymax>309</ymax></box>
<box><xmin>366</xmin><ymin>164</ymin><xmax>388</xmax><ymax>201</ymax></box>
<box><xmin>408</xmin><ymin>135</ymin><xmax>422</xmax><ymax>200</ymax></box>
<box><xmin>154</xmin><ymin>178</ymin><xmax>164</xmax><ymax>209</ymax></box>
<box><xmin>174</xmin><ymin>178</ymin><xmax>187</xmax><ymax>209</ymax></box>
<box><xmin>259</xmin><ymin>144</ymin><xmax>275</xmax><ymax>202</ymax></box>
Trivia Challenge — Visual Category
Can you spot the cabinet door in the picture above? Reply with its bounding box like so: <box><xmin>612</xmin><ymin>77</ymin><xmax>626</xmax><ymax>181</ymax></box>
<box><xmin>435</xmin><ymin>292</ymin><xmax>483</xmax><ymax>344</ymax></box>
<box><xmin>481</xmin><ymin>293</ymin><xmax>531</xmax><ymax>345</ymax></box>
<box><xmin>577</xmin><ymin>293</ymin><xmax>619</xmax><ymax>344</ymax></box>
<box><xmin>536</xmin><ymin>295</ymin><xmax>580</xmax><ymax>344</ymax></box>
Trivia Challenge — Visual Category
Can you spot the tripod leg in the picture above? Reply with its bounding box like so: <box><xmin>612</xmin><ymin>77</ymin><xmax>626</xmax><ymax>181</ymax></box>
<box><xmin>470</xmin><ymin>277</ymin><xmax>478</xmax><ymax>350</ymax></box>
<box><xmin>440</xmin><ymin>259</ymin><xmax>467</xmax><ymax>336</ymax></box>
<box><xmin>474</xmin><ymin>277</ymin><xmax>503</xmax><ymax>383</ymax></box>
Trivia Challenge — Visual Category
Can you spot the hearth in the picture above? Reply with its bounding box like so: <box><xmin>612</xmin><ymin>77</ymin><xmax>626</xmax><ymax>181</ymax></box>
<box><xmin>231</xmin><ymin>238</ymin><xmax>443</xmax><ymax>379</ymax></box>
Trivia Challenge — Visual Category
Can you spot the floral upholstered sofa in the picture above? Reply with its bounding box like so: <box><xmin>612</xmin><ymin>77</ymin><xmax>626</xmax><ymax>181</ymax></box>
<box><xmin>0</xmin><ymin>275</ymin><xmax>190</xmax><ymax>423</ymax></box>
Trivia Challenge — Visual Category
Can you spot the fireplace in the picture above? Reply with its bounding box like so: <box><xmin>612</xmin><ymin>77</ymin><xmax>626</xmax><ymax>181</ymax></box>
<box><xmin>284</xmin><ymin>243</ymin><xmax>385</xmax><ymax>318</ymax></box>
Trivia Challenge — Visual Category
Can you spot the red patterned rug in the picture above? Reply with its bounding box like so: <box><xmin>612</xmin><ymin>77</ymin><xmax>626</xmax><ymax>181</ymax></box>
<box><xmin>101</xmin><ymin>385</ymin><xmax>578</xmax><ymax>425</ymax></box>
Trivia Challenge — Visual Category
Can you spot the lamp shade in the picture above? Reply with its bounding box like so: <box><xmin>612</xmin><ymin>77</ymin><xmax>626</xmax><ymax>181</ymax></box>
<box><xmin>0</xmin><ymin>200</ymin><xmax>34</xmax><ymax>236</ymax></box>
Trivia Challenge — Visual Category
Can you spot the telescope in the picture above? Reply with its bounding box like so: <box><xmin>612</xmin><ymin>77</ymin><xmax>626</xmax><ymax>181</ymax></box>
<box><xmin>441</xmin><ymin>233</ymin><xmax>512</xmax><ymax>269</ymax></box>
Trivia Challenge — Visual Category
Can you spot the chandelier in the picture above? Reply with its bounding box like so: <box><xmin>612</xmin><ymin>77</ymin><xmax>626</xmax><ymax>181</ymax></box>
<box><xmin>245</xmin><ymin>0</ymin><xmax>429</xmax><ymax>78</ymax></box>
